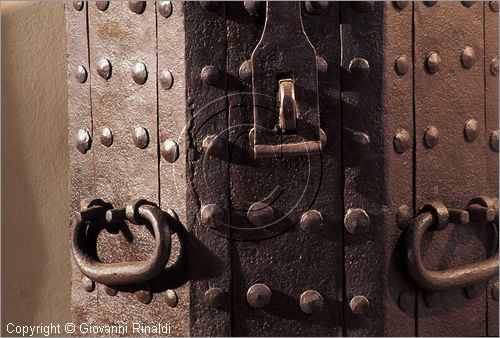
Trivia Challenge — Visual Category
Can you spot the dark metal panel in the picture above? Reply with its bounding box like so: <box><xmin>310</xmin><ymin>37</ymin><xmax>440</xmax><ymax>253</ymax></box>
<box><xmin>66</xmin><ymin>1</ymin><xmax>98</xmax><ymax>329</ymax></box>
<box><xmin>183</xmin><ymin>2</ymin><xmax>232</xmax><ymax>336</ymax></box>
<box><xmin>414</xmin><ymin>2</ymin><xmax>488</xmax><ymax>336</ymax></box>
<box><xmin>228</xmin><ymin>2</ymin><xmax>342</xmax><ymax>336</ymax></box>
<box><xmin>341</xmin><ymin>1</ymin><xmax>414</xmax><ymax>336</ymax></box>
<box><xmin>484</xmin><ymin>1</ymin><xmax>499</xmax><ymax>336</ymax></box>
<box><xmin>86</xmin><ymin>1</ymin><xmax>162</xmax><ymax>331</ymax></box>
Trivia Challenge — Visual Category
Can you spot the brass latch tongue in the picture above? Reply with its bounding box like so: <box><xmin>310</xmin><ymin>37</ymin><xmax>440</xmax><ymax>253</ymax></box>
<box><xmin>278</xmin><ymin>79</ymin><xmax>297</xmax><ymax>132</ymax></box>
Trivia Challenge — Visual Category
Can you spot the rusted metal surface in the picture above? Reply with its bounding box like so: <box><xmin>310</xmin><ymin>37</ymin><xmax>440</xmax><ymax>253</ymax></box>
<box><xmin>414</xmin><ymin>1</ymin><xmax>490</xmax><ymax>335</ymax></box>
<box><xmin>341</xmin><ymin>2</ymin><xmax>415</xmax><ymax>336</ymax></box>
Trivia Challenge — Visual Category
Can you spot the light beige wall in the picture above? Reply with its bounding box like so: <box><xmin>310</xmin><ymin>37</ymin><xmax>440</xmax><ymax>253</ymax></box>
<box><xmin>1</xmin><ymin>1</ymin><xmax>70</xmax><ymax>333</ymax></box>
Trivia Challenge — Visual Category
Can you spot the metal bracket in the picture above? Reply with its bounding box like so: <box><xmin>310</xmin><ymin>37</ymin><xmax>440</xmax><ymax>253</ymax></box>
<box><xmin>251</xmin><ymin>2</ymin><xmax>324</xmax><ymax>159</ymax></box>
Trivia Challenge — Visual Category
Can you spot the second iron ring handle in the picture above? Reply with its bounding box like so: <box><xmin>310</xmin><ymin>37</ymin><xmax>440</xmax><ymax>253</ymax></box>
<box><xmin>72</xmin><ymin>199</ymin><xmax>173</xmax><ymax>286</ymax></box>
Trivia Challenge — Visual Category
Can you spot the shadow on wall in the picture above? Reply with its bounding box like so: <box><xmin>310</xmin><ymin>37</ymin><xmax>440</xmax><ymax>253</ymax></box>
<box><xmin>1</xmin><ymin>1</ymin><xmax>70</xmax><ymax>334</ymax></box>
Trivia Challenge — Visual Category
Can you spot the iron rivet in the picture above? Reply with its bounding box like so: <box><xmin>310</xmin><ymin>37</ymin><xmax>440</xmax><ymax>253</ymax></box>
<box><xmin>350</xmin><ymin>295</ymin><xmax>370</xmax><ymax>315</ymax></box>
<box><xmin>82</xmin><ymin>276</ymin><xmax>95</xmax><ymax>292</ymax></box>
<box><xmin>350</xmin><ymin>132</ymin><xmax>370</xmax><ymax>152</ymax></box>
<box><xmin>461</xmin><ymin>46</ymin><xmax>476</xmax><ymax>69</ymax></box>
<box><xmin>397</xmin><ymin>205</ymin><xmax>412</xmax><ymax>230</ymax></box>
<box><xmin>96</xmin><ymin>58</ymin><xmax>112</xmax><ymax>80</ymax></box>
<box><xmin>425</xmin><ymin>52</ymin><xmax>441</xmax><ymax>74</ymax></box>
<box><xmin>490</xmin><ymin>1</ymin><xmax>499</xmax><ymax>12</ymax></box>
<box><xmin>247</xmin><ymin>202</ymin><xmax>274</xmax><ymax>226</ymax></box>
<box><xmin>300</xmin><ymin>210</ymin><xmax>323</xmax><ymax>233</ymax></box>
<box><xmin>316</xmin><ymin>56</ymin><xmax>328</xmax><ymax>78</ymax></box>
<box><xmin>344</xmin><ymin>208</ymin><xmax>370</xmax><ymax>235</ymax></box>
<box><xmin>202</xmin><ymin>134</ymin><xmax>226</xmax><ymax>158</ymax></box>
<box><xmin>158</xmin><ymin>1</ymin><xmax>173</xmax><ymax>18</ymax></box>
<box><xmin>132</xmin><ymin>62</ymin><xmax>148</xmax><ymax>85</ymax></box>
<box><xmin>490</xmin><ymin>130</ymin><xmax>499</xmax><ymax>152</ymax></box>
<box><xmin>423</xmin><ymin>291</ymin><xmax>442</xmax><ymax>307</ymax></box>
<box><xmin>201</xmin><ymin>204</ymin><xmax>225</xmax><ymax>229</ymax></box>
<box><xmin>95</xmin><ymin>1</ymin><xmax>109</xmax><ymax>11</ymax></box>
<box><xmin>199</xmin><ymin>1</ymin><xmax>220</xmax><ymax>12</ymax></box>
<box><xmin>205</xmin><ymin>287</ymin><xmax>225</xmax><ymax>308</ymax></box>
<box><xmin>424</xmin><ymin>1</ymin><xmax>437</xmax><ymax>6</ymax></box>
<box><xmin>160</xmin><ymin>139</ymin><xmax>179</xmax><ymax>163</ymax></box>
<box><xmin>100</xmin><ymin>127</ymin><xmax>113</xmax><ymax>147</ymax></box>
<box><xmin>393</xmin><ymin>129</ymin><xmax>411</xmax><ymax>154</ymax></box>
<box><xmin>73</xmin><ymin>1</ymin><xmax>84</xmax><ymax>11</ymax></box>
<box><xmin>395</xmin><ymin>55</ymin><xmax>410</xmax><ymax>75</ymax></box>
<box><xmin>464</xmin><ymin>285</ymin><xmax>482</xmax><ymax>299</ymax></box>
<box><xmin>76</xmin><ymin>129</ymin><xmax>91</xmax><ymax>154</ymax></box>
<box><xmin>247</xmin><ymin>283</ymin><xmax>272</xmax><ymax>309</ymax></box>
<box><xmin>393</xmin><ymin>1</ymin><xmax>409</xmax><ymax>10</ymax></box>
<box><xmin>128</xmin><ymin>1</ymin><xmax>145</xmax><ymax>14</ymax></box>
<box><xmin>350</xmin><ymin>1</ymin><xmax>375</xmax><ymax>12</ymax></box>
<box><xmin>464</xmin><ymin>118</ymin><xmax>479</xmax><ymax>142</ymax></box>
<box><xmin>244</xmin><ymin>1</ymin><xmax>262</xmax><ymax>16</ymax></box>
<box><xmin>492</xmin><ymin>281</ymin><xmax>499</xmax><ymax>301</ymax></box>
<box><xmin>398</xmin><ymin>289</ymin><xmax>414</xmax><ymax>312</ymax></box>
<box><xmin>75</xmin><ymin>65</ymin><xmax>88</xmax><ymax>83</ymax></box>
<box><xmin>104</xmin><ymin>285</ymin><xmax>117</xmax><ymax>296</ymax></box>
<box><xmin>490</xmin><ymin>56</ymin><xmax>499</xmax><ymax>76</ymax></box>
<box><xmin>135</xmin><ymin>286</ymin><xmax>152</xmax><ymax>304</ymax></box>
<box><xmin>165</xmin><ymin>289</ymin><xmax>178</xmax><ymax>308</ymax></box>
<box><xmin>304</xmin><ymin>1</ymin><xmax>329</xmax><ymax>15</ymax></box>
<box><xmin>239</xmin><ymin>60</ymin><xmax>252</xmax><ymax>83</ymax></box>
<box><xmin>299</xmin><ymin>290</ymin><xmax>324</xmax><ymax>315</ymax></box>
<box><xmin>348</xmin><ymin>58</ymin><xmax>370</xmax><ymax>80</ymax></box>
<box><xmin>159</xmin><ymin>69</ymin><xmax>174</xmax><ymax>89</ymax></box>
<box><xmin>461</xmin><ymin>1</ymin><xmax>476</xmax><ymax>7</ymax></box>
<box><xmin>424</xmin><ymin>126</ymin><xmax>439</xmax><ymax>148</ymax></box>
<box><xmin>201</xmin><ymin>65</ymin><xmax>221</xmax><ymax>86</ymax></box>
<box><xmin>132</xmin><ymin>127</ymin><xmax>149</xmax><ymax>149</ymax></box>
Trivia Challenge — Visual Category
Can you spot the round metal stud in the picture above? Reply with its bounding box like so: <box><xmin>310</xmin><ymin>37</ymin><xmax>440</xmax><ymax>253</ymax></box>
<box><xmin>464</xmin><ymin>285</ymin><xmax>482</xmax><ymax>299</ymax></box>
<box><xmin>348</xmin><ymin>57</ymin><xmax>370</xmax><ymax>80</ymax></box>
<box><xmin>300</xmin><ymin>210</ymin><xmax>323</xmax><ymax>233</ymax></box>
<box><xmin>350</xmin><ymin>132</ymin><xmax>370</xmax><ymax>152</ymax></box>
<box><xmin>73</xmin><ymin>1</ymin><xmax>84</xmax><ymax>11</ymax></box>
<box><xmin>247</xmin><ymin>202</ymin><xmax>274</xmax><ymax>226</ymax></box>
<box><xmin>238</xmin><ymin>60</ymin><xmax>252</xmax><ymax>83</ymax></box>
<box><xmin>128</xmin><ymin>1</ymin><xmax>146</xmax><ymax>14</ymax></box>
<box><xmin>304</xmin><ymin>1</ymin><xmax>329</xmax><ymax>15</ymax></box>
<box><xmin>100</xmin><ymin>127</ymin><xmax>113</xmax><ymax>147</ymax></box>
<box><xmin>132</xmin><ymin>62</ymin><xmax>148</xmax><ymax>85</ymax></box>
<box><xmin>490</xmin><ymin>130</ymin><xmax>499</xmax><ymax>152</ymax></box>
<box><xmin>461</xmin><ymin>46</ymin><xmax>476</xmax><ymax>69</ymax></box>
<box><xmin>201</xmin><ymin>204</ymin><xmax>225</xmax><ymax>229</ymax></box>
<box><xmin>82</xmin><ymin>276</ymin><xmax>95</xmax><ymax>292</ymax></box>
<box><xmin>393</xmin><ymin>1</ymin><xmax>409</xmax><ymax>10</ymax></box>
<box><xmin>76</xmin><ymin>129</ymin><xmax>91</xmax><ymax>154</ymax></box>
<box><xmin>464</xmin><ymin>118</ymin><xmax>479</xmax><ymax>142</ymax></box>
<box><xmin>299</xmin><ymin>290</ymin><xmax>324</xmax><ymax>315</ymax></box>
<box><xmin>96</xmin><ymin>58</ymin><xmax>112</xmax><ymax>80</ymax></box>
<box><xmin>205</xmin><ymin>287</ymin><xmax>225</xmax><ymax>308</ymax></box>
<box><xmin>461</xmin><ymin>1</ymin><xmax>476</xmax><ymax>7</ymax></box>
<box><xmin>424</xmin><ymin>1</ymin><xmax>437</xmax><ymax>6</ymax></box>
<box><xmin>158</xmin><ymin>1</ymin><xmax>173</xmax><ymax>18</ymax></box>
<box><xmin>246</xmin><ymin>283</ymin><xmax>272</xmax><ymax>309</ymax></box>
<box><xmin>492</xmin><ymin>281</ymin><xmax>499</xmax><ymax>301</ymax></box>
<box><xmin>490</xmin><ymin>56</ymin><xmax>499</xmax><ymax>76</ymax></box>
<box><xmin>202</xmin><ymin>134</ymin><xmax>226</xmax><ymax>158</ymax></box>
<box><xmin>159</xmin><ymin>69</ymin><xmax>174</xmax><ymax>89</ymax></box>
<box><xmin>350</xmin><ymin>1</ymin><xmax>375</xmax><ymax>12</ymax></box>
<box><xmin>397</xmin><ymin>204</ymin><xmax>412</xmax><ymax>230</ymax></box>
<box><xmin>316</xmin><ymin>56</ymin><xmax>328</xmax><ymax>78</ymax></box>
<box><xmin>398</xmin><ymin>289</ymin><xmax>414</xmax><ymax>312</ymax></box>
<box><xmin>160</xmin><ymin>139</ymin><xmax>179</xmax><ymax>163</ymax></box>
<box><xmin>425</xmin><ymin>52</ymin><xmax>441</xmax><ymax>74</ymax></box>
<box><xmin>75</xmin><ymin>65</ymin><xmax>88</xmax><ymax>83</ymax></box>
<box><xmin>350</xmin><ymin>295</ymin><xmax>370</xmax><ymax>315</ymax></box>
<box><xmin>424</xmin><ymin>126</ymin><xmax>439</xmax><ymax>148</ymax></box>
<box><xmin>135</xmin><ymin>286</ymin><xmax>152</xmax><ymax>304</ymax></box>
<box><xmin>132</xmin><ymin>127</ymin><xmax>149</xmax><ymax>149</ymax></box>
<box><xmin>96</xmin><ymin>1</ymin><xmax>109</xmax><ymax>11</ymax></box>
<box><xmin>201</xmin><ymin>65</ymin><xmax>221</xmax><ymax>86</ymax></box>
<box><xmin>104</xmin><ymin>285</ymin><xmax>117</xmax><ymax>296</ymax></box>
<box><xmin>244</xmin><ymin>1</ymin><xmax>262</xmax><ymax>16</ymax></box>
<box><xmin>490</xmin><ymin>1</ymin><xmax>499</xmax><ymax>12</ymax></box>
<box><xmin>165</xmin><ymin>289</ymin><xmax>178</xmax><ymax>308</ymax></box>
<box><xmin>393</xmin><ymin>129</ymin><xmax>411</xmax><ymax>154</ymax></box>
<box><xmin>344</xmin><ymin>208</ymin><xmax>370</xmax><ymax>235</ymax></box>
<box><xmin>395</xmin><ymin>55</ymin><xmax>410</xmax><ymax>75</ymax></box>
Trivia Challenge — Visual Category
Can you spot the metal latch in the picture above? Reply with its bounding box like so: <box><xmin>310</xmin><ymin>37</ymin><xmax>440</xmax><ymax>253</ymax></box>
<box><xmin>251</xmin><ymin>2</ymin><xmax>325</xmax><ymax>159</ymax></box>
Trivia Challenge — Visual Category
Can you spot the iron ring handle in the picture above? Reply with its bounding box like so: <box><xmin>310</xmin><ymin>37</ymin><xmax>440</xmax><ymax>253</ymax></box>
<box><xmin>402</xmin><ymin>210</ymin><xmax>498</xmax><ymax>292</ymax></box>
<box><xmin>72</xmin><ymin>201</ymin><xmax>172</xmax><ymax>286</ymax></box>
